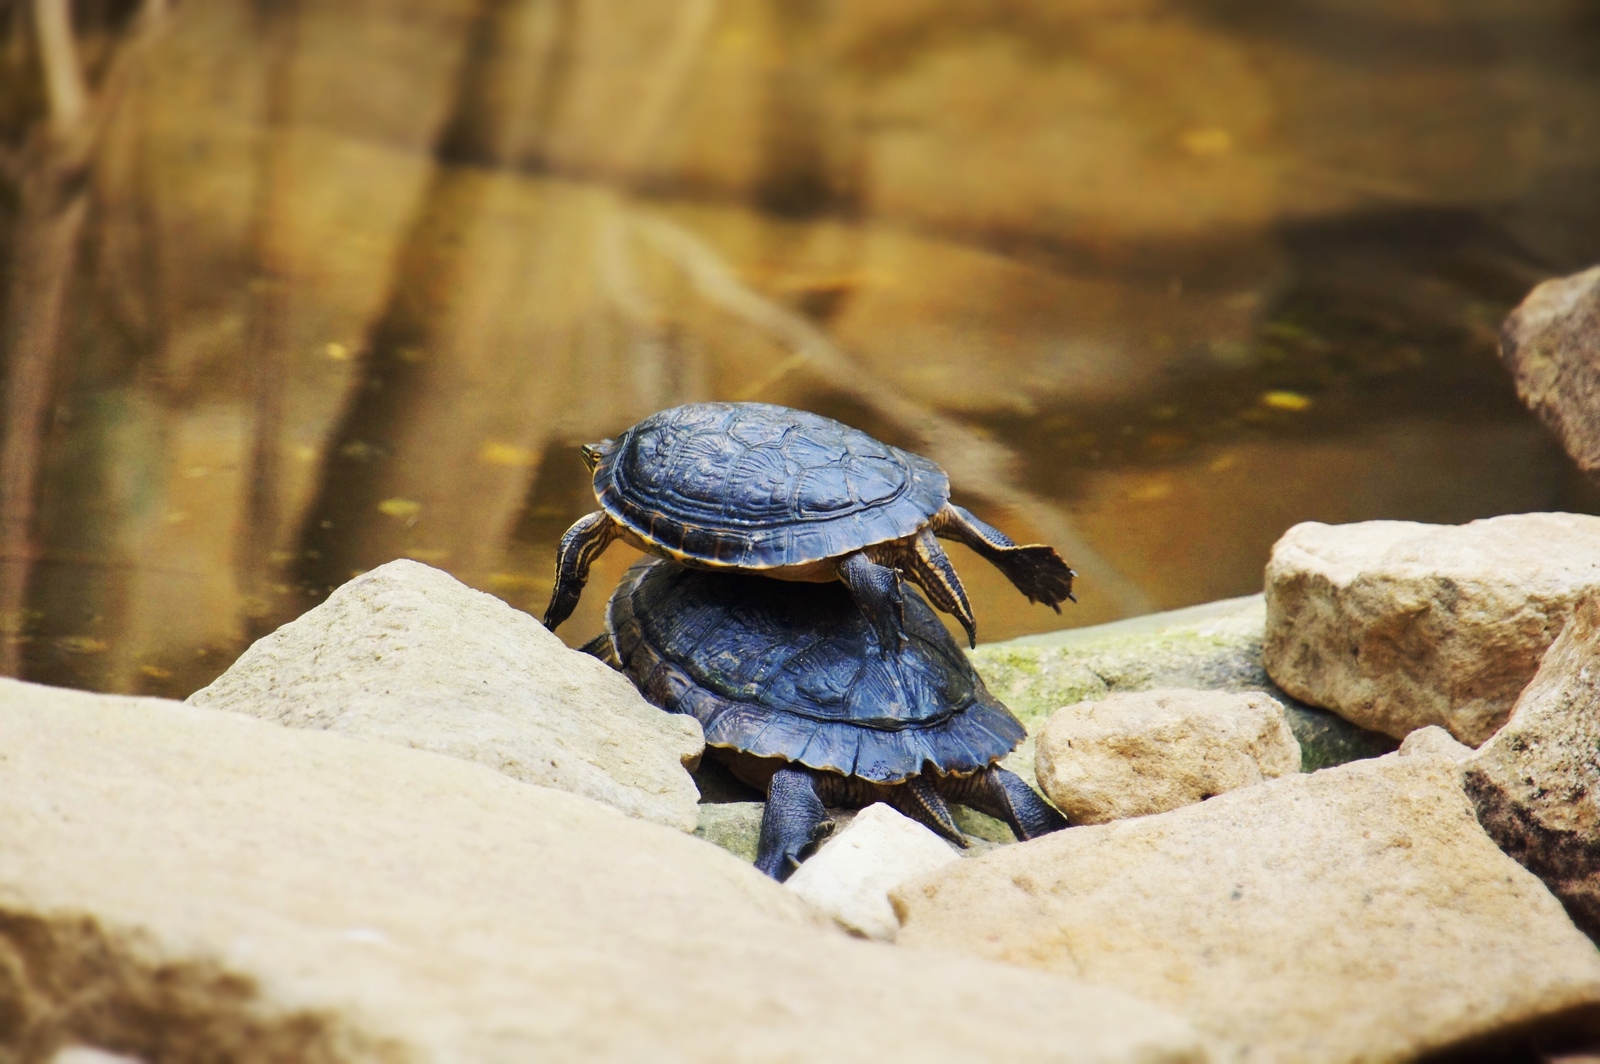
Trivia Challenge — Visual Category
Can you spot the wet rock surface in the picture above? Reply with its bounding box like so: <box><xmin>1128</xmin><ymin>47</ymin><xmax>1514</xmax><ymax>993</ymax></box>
<box><xmin>1464</xmin><ymin>595</ymin><xmax>1600</xmax><ymax>940</ymax></box>
<box><xmin>1501</xmin><ymin>266</ymin><xmax>1600</xmax><ymax>475</ymax></box>
<box><xmin>0</xmin><ymin>678</ymin><xmax>1211</xmax><ymax>1064</ymax></box>
<box><xmin>784</xmin><ymin>804</ymin><xmax>960</xmax><ymax>942</ymax></box>
<box><xmin>1264</xmin><ymin>514</ymin><xmax>1600</xmax><ymax>745</ymax></box>
<box><xmin>187</xmin><ymin>560</ymin><xmax>704</xmax><ymax>831</ymax></box>
<box><xmin>894</xmin><ymin>755</ymin><xmax>1600</xmax><ymax>1063</ymax></box>
<box><xmin>970</xmin><ymin>595</ymin><xmax>1395</xmax><ymax>780</ymax></box>
<box><xmin>1036</xmin><ymin>688</ymin><xmax>1300</xmax><ymax>824</ymax></box>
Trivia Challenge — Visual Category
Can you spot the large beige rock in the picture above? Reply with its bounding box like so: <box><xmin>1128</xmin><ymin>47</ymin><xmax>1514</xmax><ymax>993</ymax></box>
<box><xmin>1500</xmin><ymin>266</ymin><xmax>1600</xmax><ymax>475</ymax></box>
<box><xmin>1036</xmin><ymin>688</ymin><xmax>1300</xmax><ymax>824</ymax></box>
<box><xmin>188</xmin><ymin>560</ymin><xmax>704</xmax><ymax>831</ymax></box>
<box><xmin>0</xmin><ymin>678</ymin><xmax>1211</xmax><ymax>1063</ymax></box>
<box><xmin>894</xmin><ymin>755</ymin><xmax>1600</xmax><ymax>1063</ymax></box>
<box><xmin>785</xmin><ymin>804</ymin><xmax>960</xmax><ymax>942</ymax></box>
<box><xmin>1464</xmin><ymin>595</ymin><xmax>1600</xmax><ymax>939</ymax></box>
<box><xmin>1263</xmin><ymin>514</ymin><xmax>1600</xmax><ymax>745</ymax></box>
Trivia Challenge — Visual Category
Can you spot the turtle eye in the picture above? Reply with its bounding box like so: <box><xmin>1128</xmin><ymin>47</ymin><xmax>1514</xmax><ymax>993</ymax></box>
<box><xmin>580</xmin><ymin>440</ymin><xmax>613</xmax><ymax>471</ymax></box>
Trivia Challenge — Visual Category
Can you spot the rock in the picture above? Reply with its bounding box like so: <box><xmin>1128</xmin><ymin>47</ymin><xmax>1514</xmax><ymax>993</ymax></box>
<box><xmin>784</xmin><ymin>804</ymin><xmax>960</xmax><ymax>942</ymax></box>
<box><xmin>894</xmin><ymin>755</ymin><xmax>1600</xmax><ymax>1063</ymax></box>
<box><xmin>1036</xmin><ymin>688</ymin><xmax>1300</xmax><ymax>824</ymax></box>
<box><xmin>1399</xmin><ymin>725</ymin><xmax>1474</xmax><ymax>762</ymax></box>
<box><xmin>187</xmin><ymin>560</ymin><xmax>704</xmax><ymax>831</ymax></box>
<box><xmin>693</xmin><ymin>802</ymin><xmax>765</xmax><ymax>863</ymax></box>
<box><xmin>0</xmin><ymin>677</ymin><xmax>1212</xmax><ymax>1063</ymax></box>
<box><xmin>1464</xmin><ymin>595</ymin><xmax>1600</xmax><ymax>940</ymax></box>
<box><xmin>1500</xmin><ymin>266</ymin><xmax>1600</xmax><ymax>475</ymax></box>
<box><xmin>1263</xmin><ymin>514</ymin><xmax>1600</xmax><ymax>745</ymax></box>
<box><xmin>971</xmin><ymin>594</ymin><xmax>1395</xmax><ymax>780</ymax></box>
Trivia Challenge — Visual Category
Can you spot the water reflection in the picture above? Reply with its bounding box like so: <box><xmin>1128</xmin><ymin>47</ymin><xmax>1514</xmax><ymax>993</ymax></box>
<box><xmin>2</xmin><ymin>0</ymin><xmax>1597</xmax><ymax>697</ymax></box>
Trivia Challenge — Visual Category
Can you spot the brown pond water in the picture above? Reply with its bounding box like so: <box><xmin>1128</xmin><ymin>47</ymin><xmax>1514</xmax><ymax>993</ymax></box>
<box><xmin>2</xmin><ymin>0</ymin><xmax>1598</xmax><ymax>698</ymax></box>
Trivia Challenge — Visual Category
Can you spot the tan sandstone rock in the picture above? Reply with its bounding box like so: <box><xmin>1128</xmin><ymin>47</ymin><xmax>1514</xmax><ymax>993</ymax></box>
<box><xmin>785</xmin><ymin>804</ymin><xmax>960</xmax><ymax>942</ymax></box>
<box><xmin>1263</xmin><ymin>514</ymin><xmax>1600</xmax><ymax>745</ymax></box>
<box><xmin>0</xmin><ymin>678</ymin><xmax>1210</xmax><ymax>1063</ymax></box>
<box><xmin>188</xmin><ymin>559</ymin><xmax>704</xmax><ymax>831</ymax></box>
<box><xmin>1464</xmin><ymin>595</ymin><xmax>1600</xmax><ymax>940</ymax></box>
<box><xmin>1398</xmin><ymin>725</ymin><xmax>1474</xmax><ymax>762</ymax></box>
<box><xmin>1035</xmin><ymin>688</ymin><xmax>1300</xmax><ymax>824</ymax></box>
<box><xmin>894</xmin><ymin>755</ymin><xmax>1600</xmax><ymax>1063</ymax></box>
<box><xmin>1501</xmin><ymin>266</ymin><xmax>1600</xmax><ymax>475</ymax></box>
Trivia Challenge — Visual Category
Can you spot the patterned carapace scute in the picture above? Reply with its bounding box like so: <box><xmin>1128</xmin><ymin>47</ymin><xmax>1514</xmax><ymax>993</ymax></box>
<box><xmin>608</xmin><ymin>559</ymin><xmax>1025</xmax><ymax>784</ymax></box>
<box><xmin>595</xmin><ymin>403</ymin><xmax>949</xmax><ymax>567</ymax></box>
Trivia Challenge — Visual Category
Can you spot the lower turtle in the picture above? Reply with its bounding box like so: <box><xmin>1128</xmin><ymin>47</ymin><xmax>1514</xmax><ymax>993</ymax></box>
<box><xmin>545</xmin><ymin>402</ymin><xmax>1076</xmax><ymax>652</ymax></box>
<box><xmin>588</xmin><ymin>557</ymin><xmax>1068</xmax><ymax>880</ymax></box>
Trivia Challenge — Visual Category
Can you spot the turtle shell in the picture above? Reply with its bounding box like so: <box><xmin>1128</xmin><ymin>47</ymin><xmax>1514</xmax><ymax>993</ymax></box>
<box><xmin>593</xmin><ymin>402</ymin><xmax>949</xmax><ymax>568</ymax></box>
<box><xmin>607</xmin><ymin>558</ymin><xmax>1025</xmax><ymax>784</ymax></box>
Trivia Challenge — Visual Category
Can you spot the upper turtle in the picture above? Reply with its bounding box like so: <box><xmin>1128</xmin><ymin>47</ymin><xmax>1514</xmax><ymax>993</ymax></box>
<box><xmin>607</xmin><ymin>557</ymin><xmax>1025</xmax><ymax>783</ymax></box>
<box><xmin>592</xmin><ymin>402</ymin><xmax>949</xmax><ymax>567</ymax></box>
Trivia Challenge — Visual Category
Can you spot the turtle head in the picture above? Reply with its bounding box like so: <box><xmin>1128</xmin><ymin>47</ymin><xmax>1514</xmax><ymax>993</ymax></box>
<box><xmin>579</xmin><ymin>439</ymin><xmax>614</xmax><ymax>472</ymax></box>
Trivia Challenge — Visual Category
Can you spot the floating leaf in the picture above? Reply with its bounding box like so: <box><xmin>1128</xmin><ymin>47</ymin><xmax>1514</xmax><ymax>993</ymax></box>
<box><xmin>1260</xmin><ymin>390</ymin><xmax>1312</xmax><ymax>412</ymax></box>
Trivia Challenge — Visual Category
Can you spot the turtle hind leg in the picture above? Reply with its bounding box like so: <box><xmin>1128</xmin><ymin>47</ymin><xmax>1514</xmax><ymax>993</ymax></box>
<box><xmin>932</xmin><ymin>503</ymin><xmax>1076</xmax><ymax>610</ymax></box>
<box><xmin>757</xmin><ymin>767</ymin><xmax>833</xmax><ymax>881</ymax></box>
<box><xmin>889</xmin><ymin>774</ymin><xmax>968</xmax><ymax>848</ymax></box>
<box><xmin>836</xmin><ymin>550</ymin><xmax>906</xmax><ymax>655</ymax></box>
<box><xmin>543</xmin><ymin>511</ymin><xmax>618</xmax><ymax>631</ymax></box>
<box><xmin>901</xmin><ymin>530</ymin><xmax>977</xmax><ymax>647</ymax></box>
<box><xmin>942</xmin><ymin>765</ymin><xmax>1068</xmax><ymax>841</ymax></box>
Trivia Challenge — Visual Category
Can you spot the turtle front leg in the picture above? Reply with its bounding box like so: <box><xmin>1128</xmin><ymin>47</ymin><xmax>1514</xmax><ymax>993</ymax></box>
<box><xmin>836</xmin><ymin>550</ymin><xmax>906</xmax><ymax>654</ymax></box>
<box><xmin>941</xmin><ymin>765</ymin><xmax>1068</xmax><ymax>840</ymax></box>
<box><xmin>757</xmin><ymin>767</ymin><xmax>834</xmax><ymax>881</ymax></box>
<box><xmin>931</xmin><ymin>503</ymin><xmax>1076</xmax><ymax>610</ymax></box>
<box><xmin>543</xmin><ymin>510</ymin><xmax>619</xmax><ymax>630</ymax></box>
<box><xmin>901</xmin><ymin>529</ymin><xmax>977</xmax><ymax>647</ymax></box>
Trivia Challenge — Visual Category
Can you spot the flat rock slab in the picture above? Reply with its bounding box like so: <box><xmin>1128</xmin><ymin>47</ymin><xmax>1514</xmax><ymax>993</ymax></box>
<box><xmin>1465</xmin><ymin>594</ymin><xmax>1600</xmax><ymax>939</ymax></box>
<box><xmin>1501</xmin><ymin>266</ymin><xmax>1600</xmax><ymax>474</ymax></box>
<box><xmin>0</xmin><ymin>679</ymin><xmax>1210</xmax><ymax>1063</ymax></box>
<box><xmin>1264</xmin><ymin>514</ymin><xmax>1600</xmax><ymax>745</ymax></box>
<box><xmin>894</xmin><ymin>755</ymin><xmax>1600</xmax><ymax>1064</ymax></box>
<box><xmin>1036</xmin><ymin>688</ymin><xmax>1300</xmax><ymax>824</ymax></box>
<box><xmin>188</xmin><ymin>559</ymin><xmax>704</xmax><ymax>831</ymax></box>
<box><xmin>972</xmin><ymin>594</ymin><xmax>1394</xmax><ymax>779</ymax></box>
<box><xmin>785</xmin><ymin>804</ymin><xmax>960</xmax><ymax>941</ymax></box>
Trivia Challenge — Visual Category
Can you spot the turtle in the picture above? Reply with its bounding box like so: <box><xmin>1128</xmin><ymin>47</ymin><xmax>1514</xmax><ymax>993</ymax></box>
<box><xmin>543</xmin><ymin>402</ymin><xmax>1076</xmax><ymax>652</ymax></box>
<box><xmin>589</xmin><ymin>556</ymin><xmax>1069</xmax><ymax>880</ymax></box>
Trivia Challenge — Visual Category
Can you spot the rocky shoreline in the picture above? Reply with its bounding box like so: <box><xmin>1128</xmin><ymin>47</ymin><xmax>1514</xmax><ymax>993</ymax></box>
<box><xmin>2</xmin><ymin>510</ymin><xmax>1600</xmax><ymax>1062</ymax></box>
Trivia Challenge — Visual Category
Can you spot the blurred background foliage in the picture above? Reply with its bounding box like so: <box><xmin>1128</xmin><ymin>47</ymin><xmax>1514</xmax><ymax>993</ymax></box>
<box><xmin>1</xmin><ymin>0</ymin><xmax>1598</xmax><ymax>696</ymax></box>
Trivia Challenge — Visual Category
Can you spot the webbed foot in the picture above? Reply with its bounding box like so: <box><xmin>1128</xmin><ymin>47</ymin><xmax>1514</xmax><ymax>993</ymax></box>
<box><xmin>933</xmin><ymin>503</ymin><xmax>1076</xmax><ymax>610</ymax></box>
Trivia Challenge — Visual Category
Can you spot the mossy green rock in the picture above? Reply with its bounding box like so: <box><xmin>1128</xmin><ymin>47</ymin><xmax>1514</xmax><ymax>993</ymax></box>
<box><xmin>971</xmin><ymin>594</ymin><xmax>1397</xmax><ymax>781</ymax></box>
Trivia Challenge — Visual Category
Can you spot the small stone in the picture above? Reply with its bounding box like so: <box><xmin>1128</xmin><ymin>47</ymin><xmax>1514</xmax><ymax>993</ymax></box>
<box><xmin>894</xmin><ymin>755</ymin><xmax>1600</xmax><ymax>1063</ymax></box>
<box><xmin>0</xmin><ymin>678</ymin><xmax>1212</xmax><ymax>1062</ymax></box>
<box><xmin>1035</xmin><ymin>688</ymin><xmax>1300</xmax><ymax>824</ymax></box>
<box><xmin>1399</xmin><ymin>725</ymin><xmax>1474</xmax><ymax>762</ymax></box>
<box><xmin>187</xmin><ymin>560</ymin><xmax>704</xmax><ymax>831</ymax></box>
<box><xmin>1464</xmin><ymin>594</ymin><xmax>1600</xmax><ymax>939</ymax></box>
<box><xmin>1500</xmin><ymin>265</ymin><xmax>1600</xmax><ymax>474</ymax></box>
<box><xmin>972</xmin><ymin>594</ymin><xmax>1394</xmax><ymax>779</ymax></box>
<box><xmin>1263</xmin><ymin>514</ymin><xmax>1600</xmax><ymax>744</ymax></box>
<box><xmin>785</xmin><ymin>804</ymin><xmax>960</xmax><ymax>941</ymax></box>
